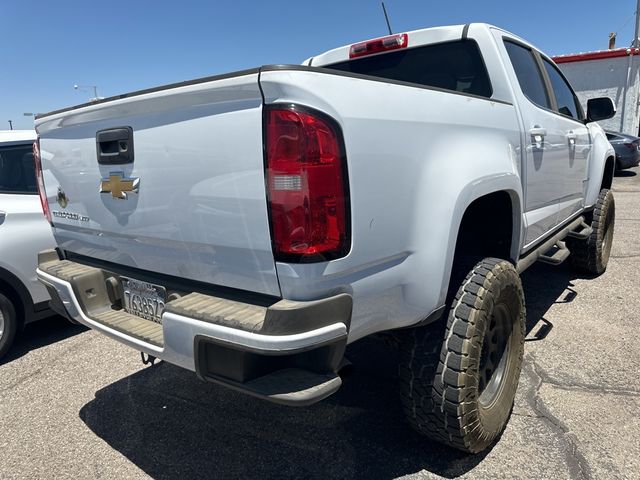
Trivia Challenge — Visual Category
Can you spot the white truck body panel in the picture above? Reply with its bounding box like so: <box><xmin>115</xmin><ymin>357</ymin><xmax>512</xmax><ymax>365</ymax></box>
<box><xmin>489</xmin><ymin>30</ymin><xmax>593</xmax><ymax>247</ymax></box>
<box><xmin>260</xmin><ymin>68</ymin><xmax>521</xmax><ymax>340</ymax></box>
<box><xmin>37</xmin><ymin>73</ymin><xmax>281</xmax><ymax>297</ymax></box>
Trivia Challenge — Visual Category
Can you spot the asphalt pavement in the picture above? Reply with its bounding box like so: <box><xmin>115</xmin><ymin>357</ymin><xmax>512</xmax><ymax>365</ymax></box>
<box><xmin>1</xmin><ymin>167</ymin><xmax>639</xmax><ymax>479</ymax></box>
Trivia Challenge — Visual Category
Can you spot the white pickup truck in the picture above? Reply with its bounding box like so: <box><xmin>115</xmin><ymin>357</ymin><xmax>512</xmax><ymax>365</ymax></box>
<box><xmin>34</xmin><ymin>23</ymin><xmax>616</xmax><ymax>453</ymax></box>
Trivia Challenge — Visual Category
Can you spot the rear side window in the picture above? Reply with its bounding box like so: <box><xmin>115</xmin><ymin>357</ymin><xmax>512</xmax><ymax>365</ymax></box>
<box><xmin>504</xmin><ymin>41</ymin><xmax>551</xmax><ymax>109</ymax></box>
<box><xmin>0</xmin><ymin>143</ymin><xmax>37</xmax><ymax>194</ymax></box>
<box><xmin>326</xmin><ymin>40</ymin><xmax>493</xmax><ymax>98</ymax></box>
<box><xmin>542</xmin><ymin>58</ymin><xmax>582</xmax><ymax>120</ymax></box>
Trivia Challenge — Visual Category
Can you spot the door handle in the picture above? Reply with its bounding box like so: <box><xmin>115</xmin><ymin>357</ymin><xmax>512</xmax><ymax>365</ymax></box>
<box><xmin>529</xmin><ymin>126</ymin><xmax>546</xmax><ymax>149</ymax></box>
<box><xmin>0</xmin><ymin>211</ymin><xmax>5</xmax><ymax>226</ymax></box>
<box><xmin>566</xmin><ymin>131</ymin><xmax>577</xmax><ymax>146</ymax></box>
<box><xmin>529</xmin><ymin>126</ymin><xmax>547</xmax><ymax>137</ymax></box>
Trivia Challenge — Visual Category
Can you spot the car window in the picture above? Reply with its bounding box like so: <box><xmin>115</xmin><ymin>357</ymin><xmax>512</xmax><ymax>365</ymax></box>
<box><xmin>0</xmin><ymin>143</ymin><xmax>37</xmax><ymax>194</ymax></box>
<box><xmin>326</xmin><ymin>40</ymin><xmax>493</xmax><ymax>98</ymax></box>
<box><xmin>542</xmin><ymin>59</ymin><xmax>582</xmax><ymax>120</ymax></box>
<box><xmin>503</xmin><ymin>40</ymin><xmax>551</xmax><ymax>109</ymax></box>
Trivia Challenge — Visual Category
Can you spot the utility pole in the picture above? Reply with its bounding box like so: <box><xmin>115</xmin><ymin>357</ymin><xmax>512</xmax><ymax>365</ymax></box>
<box><xmin>74</xmin><ymin>84</ymin><xmax>100</xmax><ymax>101</ymax></box>
<box><xmin>7</xmin><ymin>120</ymin><xmax>13</xmax><ymax>130</ymax></box>
<box><xmin>634</xmin><ymin>0</ymin><xmax>640</xmax><ymax>47</ymax></box>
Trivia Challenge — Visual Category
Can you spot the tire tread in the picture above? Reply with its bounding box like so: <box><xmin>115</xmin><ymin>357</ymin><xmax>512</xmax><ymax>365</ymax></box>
<box><xmin>399</xmin><ymin>258</ymin><xmax>525</xmax><ymax>452</ymax></box>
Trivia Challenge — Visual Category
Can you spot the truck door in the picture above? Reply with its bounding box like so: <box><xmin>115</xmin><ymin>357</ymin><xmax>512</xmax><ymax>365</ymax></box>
<box><xmin>539</xmin><ymin>56</ymin><xmax>591</xmax><ymax>222</ymax></box>
<box><xmin>501</xmin><ymin>39</ymin><xmax>572</xmax><ymax>247</ymax></box>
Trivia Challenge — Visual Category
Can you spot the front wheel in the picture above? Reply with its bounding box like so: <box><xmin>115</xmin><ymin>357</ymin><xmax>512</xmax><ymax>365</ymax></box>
<box><xmin>399</xmin><ymin>258</ymin><xmax>525</xmax><ymax>453</ymax></box>
<box><xmin>568</xmin><ymin>188</ymin><xmax>615</xmax><ymax>275</ymax></box>
<box><xmin>0</xmin><ymin>293</ymin><xmax>18</xmax><ymax>360</ymax></box>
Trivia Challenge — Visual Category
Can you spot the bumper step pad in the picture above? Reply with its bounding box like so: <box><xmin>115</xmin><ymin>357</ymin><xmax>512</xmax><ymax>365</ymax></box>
<box><xmin>93</xmin><ymin>310</ymin><xmax>163</xmax><ymax>347</ymax></box>
<box><xmin>39</xmin><ymin>258</ymin><xmax>164</xmax><ymax>347</ymax></box>
<box><xmin>165</xmin><ymin>292</ymin><xmax>268</xmax><ymax>332</ymax></box>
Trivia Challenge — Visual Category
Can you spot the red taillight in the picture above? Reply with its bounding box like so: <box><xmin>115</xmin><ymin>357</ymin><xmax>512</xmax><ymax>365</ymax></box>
<box><xmin>349</xmin><ymin>33</ymin><xmax>408</xmax><ymax>59</ymax></box>
<box><xmin>265</xmin><ymin>107</ymin><xmax>349</xmax><ymax>262</ymax></box>
<box><xmin>33</xmin><ymin>138</ymin><xmax>52</xmax><ymax>224</ymax></box>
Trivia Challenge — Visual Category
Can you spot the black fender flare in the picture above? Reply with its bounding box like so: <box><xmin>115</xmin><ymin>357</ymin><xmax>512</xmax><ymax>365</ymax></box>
<box><xmin>0</xmin><ymin>266</ymin><xmax>34</xmax><ymax>327</ymax></box>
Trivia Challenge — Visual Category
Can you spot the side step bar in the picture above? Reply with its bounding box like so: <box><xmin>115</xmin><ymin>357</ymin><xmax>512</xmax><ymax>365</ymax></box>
<box><xmin>538</xmin><ymin>241</ymin><xmax>570</xmax><ymax>266</ymax></box>
<box><xmin>566</xmin><ymin>220</ymin><xmax>593</xmax><ymax>240</ymax></box>
<box><xmin>516</xmin><ymin>216</ymin><xmax>585</xmax><ymax>274</ymax></box>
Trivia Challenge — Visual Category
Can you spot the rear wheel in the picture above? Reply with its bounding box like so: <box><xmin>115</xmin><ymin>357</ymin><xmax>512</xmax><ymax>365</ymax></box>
<box><xmin>399</xmin><ymin>258</ymin><xmax>525</xmax><ymax>453</ymax></box>
<box><xmin>0</xmin><ymin>293</ymin><xmax>18</xmax><ymax>360</ymax></box>
<box><xmin>568</xmin><ymin>188</ymin><xmax>615</xmax><ymax>275</ymax></box>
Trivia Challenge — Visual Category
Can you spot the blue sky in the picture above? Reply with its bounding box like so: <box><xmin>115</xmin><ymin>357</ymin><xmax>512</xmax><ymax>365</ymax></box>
<box><xmin>2</xmin><ymin>0</ymin><xmax>636</xmax><ymax>129</ymax></box>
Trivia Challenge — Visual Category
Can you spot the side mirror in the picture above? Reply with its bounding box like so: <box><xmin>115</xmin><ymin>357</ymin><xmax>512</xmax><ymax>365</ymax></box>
<box><xmin>587</xmin><ymin>97</ymin><xmax>616</xmax><ymax>122</ymax></box>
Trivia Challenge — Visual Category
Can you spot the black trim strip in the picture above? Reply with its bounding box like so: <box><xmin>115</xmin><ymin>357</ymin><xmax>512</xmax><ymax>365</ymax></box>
<box><xmin>538</xmin><ymin>53</ymin><xmax>587</xmax><ymax>122</ymax></box>
<box><xmin>462</xmin><ymin>23</ymin><xmax>470</xmax><ymax>40</ymax></box>
<box><xmin>260</xmin><ymin>65</ymin><xmax>513</xmax><ymax>106</ymax></box>
<box><xmin>39</xmin><ymin>61</ymin><xmax>513</xmax><ymax>122</ymax></box>
<box><xmin>36</xmin><ymin>67</ymin><xmax>261</xmax><ymax>120</ymax></box>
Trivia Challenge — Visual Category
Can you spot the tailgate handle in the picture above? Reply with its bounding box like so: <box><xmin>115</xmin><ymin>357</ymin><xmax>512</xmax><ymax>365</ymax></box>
<box><xmin>96</xmin><ymin>127</ymin><xmax>134</xmax><ymax>164</ymax></box>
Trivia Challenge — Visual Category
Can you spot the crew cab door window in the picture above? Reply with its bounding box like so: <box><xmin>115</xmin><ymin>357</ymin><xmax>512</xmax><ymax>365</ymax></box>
<box><xmin>541</xmin><ymin>58</ymin><xmax>583</xmax><ymax>120</ymax></box>
<box><xmin>503</xmin><ymin>41</ymin><xmax>550</xmax><ymax>109</ymax></box>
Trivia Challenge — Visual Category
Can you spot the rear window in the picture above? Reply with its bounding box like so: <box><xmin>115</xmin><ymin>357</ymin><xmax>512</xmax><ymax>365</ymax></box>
<box><xmin>0</xmin><ymin>143</ymin><xmax>37</xmax><ymax>194</ymax></box>
<box><xmin>326</xmin><ymin>40</ymin><xmax>492</xmax><ymax>98</ymax></box>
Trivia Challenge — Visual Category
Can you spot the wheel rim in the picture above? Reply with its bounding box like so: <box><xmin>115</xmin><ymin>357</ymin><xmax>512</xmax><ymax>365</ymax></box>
<box><xmin>0</xmin><ymin>308</ymin><xmax>4</xmax><ymax>340</ymax></box>
<box><xmin>478</xmin><ymin>303</ymin><xmax>511</xmax><ymax>408</ymax></box>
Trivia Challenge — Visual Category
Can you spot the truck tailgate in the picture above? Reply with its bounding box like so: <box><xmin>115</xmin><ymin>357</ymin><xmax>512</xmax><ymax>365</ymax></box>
<box><xmin>35</xmin><ymin>70</ymin><xmax>280</xmax><ymax>297</ymax></box>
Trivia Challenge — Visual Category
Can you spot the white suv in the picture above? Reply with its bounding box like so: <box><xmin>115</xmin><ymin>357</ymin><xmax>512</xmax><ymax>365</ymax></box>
<box><xmin>0</xmin><ymin>130</ymin><xmax>55</xmax><ymax>358</ymax></box>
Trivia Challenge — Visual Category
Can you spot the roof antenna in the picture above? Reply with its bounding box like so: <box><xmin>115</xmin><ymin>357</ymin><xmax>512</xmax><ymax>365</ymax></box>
<box><xmin>381</xmin><ymin>2</ymin><xmax>393</xmax><ymax>35</ymax></box>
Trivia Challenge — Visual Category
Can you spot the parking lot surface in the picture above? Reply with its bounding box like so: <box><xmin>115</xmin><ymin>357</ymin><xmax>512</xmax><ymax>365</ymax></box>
<box><xmin>1</xmin><ymin>167</ymin><xmax>639</xmax><ymax>479</ymax></box>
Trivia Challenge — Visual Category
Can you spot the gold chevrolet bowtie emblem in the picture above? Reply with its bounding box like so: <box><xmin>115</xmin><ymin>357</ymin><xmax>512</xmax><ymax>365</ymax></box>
<box><xmin>99</xmin><ymin>172</ymin><xmax>140</xmax><ymax>199</ymax></box>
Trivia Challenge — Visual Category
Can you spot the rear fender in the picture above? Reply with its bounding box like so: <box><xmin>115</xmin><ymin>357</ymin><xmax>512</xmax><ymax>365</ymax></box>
<box><xmin>440</xmin><ymin>175</ymin><xmax>523</xmax><ymax>303</ymax></box>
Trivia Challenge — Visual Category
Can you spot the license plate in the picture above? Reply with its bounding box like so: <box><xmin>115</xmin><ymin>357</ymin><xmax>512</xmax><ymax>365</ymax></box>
<box><xmin>122</xmin><ymin>277</ymin><xmax>166</xmax><ymax>323</ymax></box>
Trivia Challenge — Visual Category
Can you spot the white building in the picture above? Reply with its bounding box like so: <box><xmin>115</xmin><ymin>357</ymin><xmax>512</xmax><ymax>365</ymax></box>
<box><xmin>554</xmin><ymin>48</ymin><xmax>640</xmax><ymax>135</ymax></box>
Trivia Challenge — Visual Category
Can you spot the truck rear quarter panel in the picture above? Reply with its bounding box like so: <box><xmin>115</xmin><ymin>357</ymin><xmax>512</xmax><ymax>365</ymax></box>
<box><xmin>260</xmin><ymin>69</ymin><xmax>523</xmax><ymax>341</ymax></box>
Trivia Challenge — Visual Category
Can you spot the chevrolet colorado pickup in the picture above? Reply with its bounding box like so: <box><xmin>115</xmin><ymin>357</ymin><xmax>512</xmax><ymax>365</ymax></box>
<box><xmin>34</xmin><ymin>23</ymin><xmax>616</xmax><ymax>453</ymax></box>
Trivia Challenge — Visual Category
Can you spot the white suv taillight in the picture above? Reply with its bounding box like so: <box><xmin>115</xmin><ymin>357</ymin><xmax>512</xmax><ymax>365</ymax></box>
<box><xmin>264</xmin><ymin>106</ymin><xmax>350</xmax><ymax>262</ymax></box>
<box><xmin>33</xmin><ymin>138</ymin><xmax>52</xmax><ymax>224</ymax></box>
